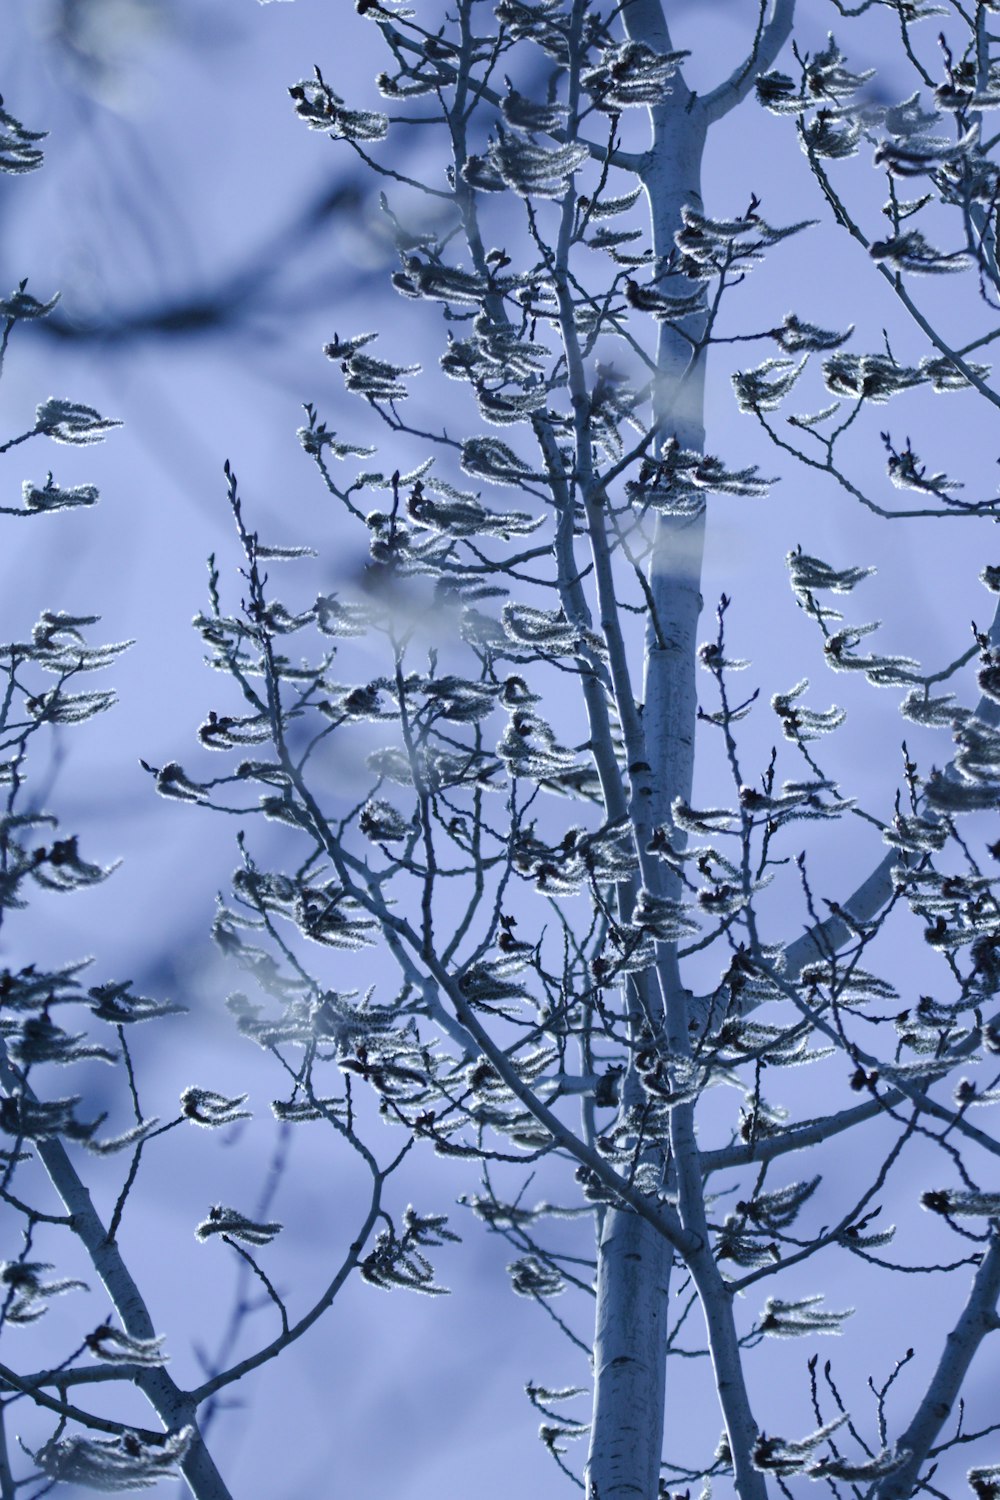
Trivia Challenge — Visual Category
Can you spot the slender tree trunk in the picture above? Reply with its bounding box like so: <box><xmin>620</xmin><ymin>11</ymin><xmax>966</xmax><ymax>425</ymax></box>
<box><xmin>585</xmin><ymin>22</ymin><xmax>710</xmax><ymax>1492</ymax></box>
<box><xmin>588</xmin><ymin>1207</ymin><xmax>671</xmax><ymax>1499</ymax></box>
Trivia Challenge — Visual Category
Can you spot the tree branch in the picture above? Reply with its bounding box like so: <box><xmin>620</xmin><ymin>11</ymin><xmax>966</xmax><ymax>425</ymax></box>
<box><xmin>700</xmin><ymin>0</ymin><xmax>796</xmax><ymax>125</ymax></box>
<box><xmin>875</xmin><ymin>1233</ymin><xmax>1000</xmax><ymax>1500</ymax></box>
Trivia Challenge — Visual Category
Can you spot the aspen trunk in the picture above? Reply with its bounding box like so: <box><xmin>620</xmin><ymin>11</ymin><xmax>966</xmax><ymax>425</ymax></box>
<box><xmin>588</xmin><ymin>1208</ymin><xmax>672</xmax><ymax>1499</ymax></box>
<box><xmin>585</xmin><ymin>14</ymin><xmax>709</xmax><ymax>1491</ymax></box>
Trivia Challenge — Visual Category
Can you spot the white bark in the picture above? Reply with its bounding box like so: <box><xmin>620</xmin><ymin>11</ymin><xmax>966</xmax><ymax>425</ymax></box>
<box><xmin>588</xmin><ymin>5</ymin><xmax>795</xmax><ymax>1493</ymax></box>
<box><xmin>586</xmin><ymin>10</ymin><xmax>707</xmax><ymax>1491</ymax></box>
<box><xmin>585</xmin><ymin>72</ymin><xmax>707</xmax><ymax>1500</ymax></box>
<box><xmin>587</xmin><ymin>1213</ymin><xmax>671</xmax><ymax>1500</ymax></box>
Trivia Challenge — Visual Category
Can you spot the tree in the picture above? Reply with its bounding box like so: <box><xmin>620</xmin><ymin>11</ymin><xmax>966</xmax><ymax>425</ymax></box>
<box><xmin>4</xmin><ymin>0</ymin><xmax>1000</xmax><ymax>1495</ymax></box>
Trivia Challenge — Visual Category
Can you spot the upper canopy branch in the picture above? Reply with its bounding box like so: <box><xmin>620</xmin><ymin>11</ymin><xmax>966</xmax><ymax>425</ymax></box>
<box><xmin>621</xmin><ymin>0</ymin><xmax>796</xmax><ymax>125</ymax></box>
<box><xmin>375</xmin><ymin>20</ymin><xmax>646</xmax><ymax>176</ymax></box>
<box><xmin>700</xmin><ymin>0</ymin><xmax>796</xmax><ymax>125</ymax></box>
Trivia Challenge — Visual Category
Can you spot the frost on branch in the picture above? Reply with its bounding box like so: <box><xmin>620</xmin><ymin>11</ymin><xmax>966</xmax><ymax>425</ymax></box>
<box><xmin>360</xmin><ymin>1207</ymin><xmax>459</xmax><ymax>1295</ymax></box>
<box><xmin>180</xmin><ymin>1086</ymin><xmax>252</xmax><ymax>1128</ymax></box>
<box><xmin>299</xmin><ymin>402</ymin><xmax>376</xmax><ymax>459</ymax></box>
<box><xmin>675</xmin><ymin>206</ymin><xmax>815</xmax><ymax>277</ymax></box>
<box><xmin>360</xmin><ymin>798</ymin><xmax>411</xmax><ymax>842</ymax></box>
<box><xmin>921</xmin><ymin>1188</ymin><xmax>1000</xmax><ymax>1217</ymax></box>
<box><xmin>145</xmin><ymin>760</ymin><xmax>211</xmax><ymax>803</ymax></box>
<box><xmin>772</xmin><ymin>682</ymin><xmax>846</xmax><ymax>743</ymax></box>
<box><xmin>869</xmin><ymin>229</ymin><xmax>969</xmax><ymax>275</ymax></box>
<box><xmin>581</xmin><ymin>41</ymin><xmax>688</xmax><ymax>111</ymax></box>
<box><xmin>88</xmin><ymin>979</ymin><xmax>187</xmax><ymax>1025</ymax></box>
<box><xmin>408</xmin><ymin>479</ymin><xmax>541</xmax><ymax>540</ymax></box>
<box><xmin>624</xmin><ymin>277</ymin><xmax>706</xmax><ymax>321</ymax></box>
<box><xmin>759</xmin><ymin>1294</ymin><xmax>852</xmax><ymax>1338</ymax></box>
<box><xmin>231</xmin><ymin>866</ymin><xmax>378</xmax><ymax>950</ymax></box>
<box><xmin>31</xmin><ymin>834</ymin><xmax>119</xmax><ymax>891</ymax></box>
<box><xmin>823</xmin><ymin>621</ymin><xmax>918</xmax><ymax>686</ymax></box>
<box><xmin>22</xmin><ymin>473</ymin><xmax>99</xmax><ymax>512</ymax></box>
<box><xmin>732</xmin><ymin>357</ymin><xmax>806</xmax><ymax>413</ymax></box>
<box><xmin>508</xmin><ymin>1255</ymin><xmax>565</xmax><ymax>1297</ymax></box>
<box><xmin>631</xmin><ymin>888</ymin><xmax>698</xmax><ymax>942</ymax></box>
<box><xmin>0</xmin><ymin>281</ymin><xmax>59</xmax><ymax>320</ymax></box>
<box><xmin>35</xmin><ymin>1427</ymin><xmax>193</xmax><ymax>1491</ymax></box>
<box><xmin>756</xmin><ymin>71</ymin><xmax>808</xmax><ymax>115</ymax></box>
<box><xmin>35</xmin><ymin>398</ymin><xmax>121</xmax><ymax>445</ymax></box>
<box><xmin>0</xmin><ymin>97</ymin><xmax>46</xmax><ymax>173</ymax></box>
<box><xmin>875</xmin><ymin>115</ymin><xmax>979</xmax><ymax>178</ymax></box>
<box><xmin>460</xmin><ymin>435</ymin><xmax>536</xmax><ymax>483</ymax></box>
<box><xmin>822</xmin><ymin>351</ymin><xmax>924</xmax><ymax>403</ymax></box>
<box><xmin>5</xmin><ymin>1013</ymin><xmax>117</xmax><ymax>1068</ymax></box>
<box><xmin>737</xmin><ymin>1177</ymin><xmax>820</xmax><ymax>1232</ymax></box>
<box><xmin>493</xmin><ymin>0</ymin><xmax>571</xmax><ymax>63</ymax></box>
<box><xmin>802</xmin><ymin>112</ymin><xmax>862</xmax><ymax>160</ymax></box>
<box><xmin>753</xmin><ymin>1421</ymin><xmax>905</xmax><ymax>1481</ymax></box>
<box><xmin>500</xmin><ymin>80</ymin><xmax>568</xmax><ymax>135</ymax></box>
<box><xmin>771</xmin><ymin>312</ymin><xmax>852</xmax><ymax>353</ymax></box>
<box><xmin>485</xmin><ymin>129</ymin><xmax>589</xmax><ymax>199</ymax></box>
<box><xmin>502</xmin><ymin>603</ymin><xmax>585</xmax><ymax>655</ymax></box>
<box><xmin>626</xmin><ymin>439</ymin><xmax>774</xmax><ymax>516</ymax></box>
<box><xmin>341</xmin><ymin>348</ymin><xmax>420</xmax><ymax>403</ymax></box>
<box><xmin>195</xmin><ymin>1205</ymin><xmax>282</xmax><ymax>1245</ymax></box>
<box><xmin>0</xmin><ymin>1092</ymin><xmax>101</xmax><ymax>1143</ymax></box>
<box><xmin>289</xmin><ymin>66</ymin><xmax>388</xmax><ymax>141</ymax></box>
<box><xmin>85</xmin><ymin>1324</ymin><xmax>168</xmax><ymax>1367</ymax></box>
<box><xmin>804</xmin><ymin>35</ymin><xmax>875</xmax><ymax>104</ymax></box>
<box><xmin>0</xmin><ymin>1261</ymin><xmax>87</xmax><ymax>1324</ymax></box>
<box><xmin>787</xmin><ymin>547</ymin><xmax>874</xmax><ymax>599</ymax></box>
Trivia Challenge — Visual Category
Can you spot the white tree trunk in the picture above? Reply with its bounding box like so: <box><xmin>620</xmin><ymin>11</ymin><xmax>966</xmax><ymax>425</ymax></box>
<box><xmin>588</xmin><ymin>1210</ymin><xmax>671</xmax><ymax>1499</ymax></box>
<box><xmin>586</xmin><ymin>21</ymin><xmax>709</xmax><ymax>1495</ymax></box>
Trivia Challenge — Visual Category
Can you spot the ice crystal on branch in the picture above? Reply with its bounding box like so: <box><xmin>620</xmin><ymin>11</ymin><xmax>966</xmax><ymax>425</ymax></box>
<box><xmin>195</xmin><ymin>1206</ymin><xmax>282</xmax><ymax>1245</ymax></box>
<box><xmin>360</xmin><ymin>1207</ymin><xmax>459</xmax><ymax>1295</ymax></box>
<box><xmin>802</xmin><ymin>111</ymin><xmax>862</xmax><ymax>160</ymax></box>
<box><xmin>805</xmin><ymin>35</ymin><xmax>875</xmax><ymax>103</ymax></box>
<box><xmin>0</xmin><ymin>281</ymin><xmax>59</xmax><ymax>320</ymax></box>
<box><xmin>501</xmin><ymin>79</ymin><xmax>569</xmax><ymax>135</ymax></box>
<box><xmin>732</xmin><ymin>357</ymin><xmax>806</xmax><ymax>413</ymax></box>
<box><xmin>0</xmin><ymin>1261</ymin><xmax>87</xmax><ymax>1325</ymax></box>
<box><xmin>759</xmin><ymin>1294</ymin><xmax>852</xmax><ymax>1338</ymax></box>
<box><xmin>771</xmin><ymin>312</ymin><xmax>853</xmax><ymax>353</ymax></box>
<box><xmin>494</xmin><ymin>0</ymin><xmax>571</xmax><ymax>62</ymax></box>
<box><xmin>581</xmin><ymin>41</ymin><xmax>688</xmax><ymax>111</ymax></box>
<box><xmin>85</xmin><ymin>1325</ymin><xmax>168</xmax><ymax>1367</ymax></box>
<box><xmin>289</xmin><ymin>67</ymin><xmax>388</xmax><ymax>141</ymax></box>
<box><xmin>486</xmin><ymin>128</ymin><xmax>589</xmax><ymax>199</ymax></box>
<box><xmin>460</xmin><ymin>435</ymin><xmax>536</xmax><ymax>483</ymax></box>
<box><xmin>870</xmin><ymin>228</ymin><xmax>969</xmax><ymax>276</ymax></box>
<box><xmin>35</xmin><ymin>398</ymin><xmax>121</xmax><ymax>445</ymax></box>
<box><xmin>180</xmin><ymin>1087</ymin><xmax>252</xmax><ymax>1128</ymax></box>
<box><xmin>35</xmin><ymin>1429</ymin><xmax>193</xmax><ymax>1491</ymax></box>
<box><xmin>822</xmin><ymin>351</ymin><xmax>923</xmax><ymax>403</ymax></box>
<box><xmin>0</xmin><ymin>97</ymin><xmax>46</xmax><ymax>173</ymax></box>
<box><xmin>22</xmin><ymin>473</ymin><xmax>99</xmax><ymax>512</ymax></box>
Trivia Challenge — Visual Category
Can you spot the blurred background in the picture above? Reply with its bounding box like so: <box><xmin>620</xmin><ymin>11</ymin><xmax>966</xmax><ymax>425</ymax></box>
<box><xmin>3</xmin><ymin>1</ymin><xmax>999</xmax><ymax>1495</ymax></box>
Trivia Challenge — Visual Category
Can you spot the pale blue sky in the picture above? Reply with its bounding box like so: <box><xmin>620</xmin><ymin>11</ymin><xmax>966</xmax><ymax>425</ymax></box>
<box><xmin>3</xmin><ymin>3</ymin><xmax>998</xmax><ymax>1496</ymax></box>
